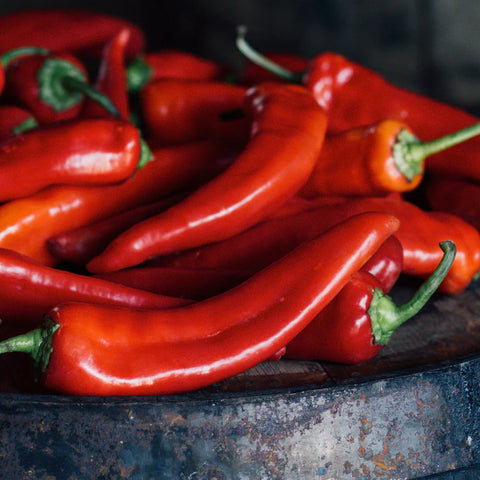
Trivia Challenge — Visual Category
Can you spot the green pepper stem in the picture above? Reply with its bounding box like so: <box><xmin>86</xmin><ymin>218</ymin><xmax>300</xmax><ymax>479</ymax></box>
<box><xmin>0</xmin><ymin>46</ymin><xmax>49</xmax><ymax>67</ymax></box>
<box><xmin>235</xmin><ymin>25</ymin><xmax>303</xmax><ymax>83</ymax></box>
<box><xmin>394</xmin><ymin>122</ymin><xmax>480</xmax><ymax>181</ymax></box>
<box><xmin>369</xmin><ymin>240</ymin><xmax>456</xmax><ymax>345</ymax></box>
<box><xmin>0</xmin><ymin>317</ymin><xmax>59</xmax><ymax>377</ymax></box>
<box><xmin>138</xmin><ymin>138</ymin><xmax>153</xmax><ymax>169</ymax></box>
<box><xmin>126</xmin><ymin>56</ymin><xmax>153</xmax><ymax>93</ymax></box>
<box><xmin>62</xmin><ymin>75</ymin><xmax>121</xmax><ymax>118</ymax></box>
<box><xmin>12</xmin><ymin>116</ymin><xmax>38</xmax><ymax>135</ymax></box>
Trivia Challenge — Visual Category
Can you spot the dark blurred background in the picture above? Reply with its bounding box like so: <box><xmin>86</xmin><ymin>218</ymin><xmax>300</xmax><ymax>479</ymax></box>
<box><xmin>3</xmin><ymin>0</ymin><xmax>480</xmax><ymax>114</ymax></box>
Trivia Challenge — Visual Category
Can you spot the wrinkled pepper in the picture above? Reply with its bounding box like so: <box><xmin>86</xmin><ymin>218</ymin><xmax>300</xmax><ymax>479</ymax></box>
<box><xmin>127</xmin><ymin>50</ymin><xmax>228</xmax><ymax>93</ymax></box>
<box><xmin>0</xmin><ymin>248</ymin><xmax>189</xmax><ymax>329</ymax></box>
<box><xmin>0</xmin><ymin>9</ymin><xmax>145</xmax><ymax>59</ymax></box>
<box><xmin>0</xmin><ymin>212</ymin><xmax>400</xmax><ymax>395</ymax></box>
<box><xmin>0</xmin><ymin>139</ymin><xmax>237</xmax><ymax>265</ymax></box>
<box><xmin>140</xmin><ymin>79</ymin><xmax>250</xmax><ymax>146</ymax></box>
<box><xmin>0</xmin><ymin>118</ymin><xmax>148</xmax><ymax>202</ymax></box>
<box><xmin>4</xmin><ymin>51</ymin><xmax>121</xmax><ymax>124</ymax></box>
<box><xmin>156</xmin><ymin>196</ymin><xmax>480</xmax><ymax>294</ymax></box>
<box><xmin>87</xmin><ymin>82</ymin><xmax>328</xmax><ymax>273</ymax></box>
<box><xmin>285</xmin><ymin>241</ymin><xmax>455</xmax><ymax>363</ymax></box>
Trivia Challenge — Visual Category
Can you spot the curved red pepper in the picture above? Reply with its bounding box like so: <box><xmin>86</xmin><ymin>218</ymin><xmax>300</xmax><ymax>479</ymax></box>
<box><xmin>140</xmin><ymin>79</ymin><xmax>250</xmax><ymax>146</ymax></box>
<box><xmin>155</xmin><ymin>196</ymin><xmax>480</xmax><ymax>295</ymax></box>
<box><xmin>127</xmin><ymin>50</ymin><xmax>228</xmax><ymax>92</ymax></box>
<box><xmin>300</xmin><ymin>118</ymin><xmax>480</xmax><ymax>197</ymax></box>
<box><xmin>0</xmin><ymin>139</ymin><xmax>237</xmax><ymax>265</ymax></box>
<box><xmin>82</xmin><ymin>28</ymin><xmax>130</xmax><ymax>120</ymax></box>
<box><xmin>87</xmin><ymin>82</ymin><xmax>328</xmax><ymax>273</ymax></box>
<box><xmin>426</xmin><ymin>176</ymin><xmax>480</xmax><ymax>231</ymax></box>
<box><xmin>0</xmin><ymin>248</ymin><xmax>189</xmax><ymax>329</ymax></box>
<box><xmin>0</xmin><ymin>118</ymin><xmax>145</xmax><ymax>202</ymax></box>
<box><xmin>47</xmin><ymin>196</ymin><xmax>184</xmax><ymax>265</ymax></box>
<box><xmin>4</xmin><ymin>51</ymin><xmax>121</xmax><ymax>124</ymax></box>
<box><xmin>285</xmin><ymin>241</ymin><xmax>455</xmax><ymax>363</ymax></box>
<box><xmin>236</xmin><ymin>31</ymin><xmax>480</xmax><ymax>181</ymax></box>
<box><xmin>0</xmin><ymin>212</ymin><xmax>400</xmax><ymax>395</ymax></box>
<box><xmin>0</xmin><ymin>105</ymin><xmax>38</xmax><ymax>142</ymax></box>
<box><xmin>0</xmin><ymin>9</ymin><xmax>145</xmax><ymax>59</ymax></box>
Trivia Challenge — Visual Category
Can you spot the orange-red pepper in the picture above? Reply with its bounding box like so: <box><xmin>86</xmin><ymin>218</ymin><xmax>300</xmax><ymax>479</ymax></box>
<box><xmin>0</xmin><ymin>139</ymin><xmax>236</xmax><ymax>265</ymax></box>
<box><xmin>87</xmin><ymin>82</ymin><xmax>328</xmax><ymax>273</ymax></box>
<box><xmin>0</xmin><ymin>212</ymin><xmax>400</xmax><ymax>395</ymax></box>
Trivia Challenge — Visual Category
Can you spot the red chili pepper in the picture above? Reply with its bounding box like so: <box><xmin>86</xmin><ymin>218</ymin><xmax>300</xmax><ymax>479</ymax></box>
<box><xmin>236</xmin><ymin>29</ymin><xmax>480</xmax><ymax>181</ymax></box>
<box><xmin>4</xmin><ymin>51</ymin><xmax>121</xmax><ymax>124</ymax></box>
<box><xmin>127</xmin><ymin>50</ymin><xmax>228</xmax><ymax>93</ymax></box>
<box><xmin>0</xmin><ymin>248</ymin><xmax>189</xmax><ymax>330</ymax></box>
<box><xmin>82</xmin><ymin>28</ymin><xmax>130</xmax><ymax>120</ymax></box>
<box><xmin>95</xmin><ymin>266</ymin><xmax>251</xmax><ymax>300</ymax></box>
<box><xmin>155</xmin><ymin>196</ymin><xmax>480</xmax><ymax>294</ymax></box>
<box><xmin>0</xmin><ymin>118</ymin><xmax>148</xmax><ymax>202</ymax></box>
<box><xmin>285</xmin><ymin>241</ymin><xmax>455</xmax><ymax>363</ymax></box>
<box><xmin>139</xmin><ymin>79</ymin><xmax>250</xmax><ymax>146</ymax></box>
<box><xmin>0</xmin><ymin>139</ymin><xmax>237</xmax><ymax>265</ymax></box>
<box><xmin>0</xmin><ymin>105</ymin><xmax>38</xmax><ymax>142</ymax></box>
<box><xmin>47</xmin><ymin>196</ymin><xmax>184</xmax><ymax>265</ymax></box>
<box><xmin>300</xmin><ymin>118</ymin><xmax>480</xmax><ymax>197</ymax></box>
<box><xmin>0</xmin><ymin>212</ymin><xmax>400</xmax><ymax>395</ymax></box>
<box><xmin>87</xmin><ymin>82</ymin><xmax>328</xmax><ymax>273</ymax></box>
<box><xmin>426</xmin><ymin>176</ymin><xmax>480</xmax><ymax>231</ymax></box>
<box><xmin>0</xmin><ymin>9</ymin><xmax>145</xmax><ymax>59</ymax></box>
<box><xmin>96</xmin><ymin>235</ymin><xmax>402</xmax><ymax>301</ymax></box>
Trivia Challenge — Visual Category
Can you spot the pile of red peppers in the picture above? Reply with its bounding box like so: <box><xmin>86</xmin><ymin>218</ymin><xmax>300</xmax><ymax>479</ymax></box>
<box><xmin>0</xmin><ymin>10</ymin><xmax>478</xmax><ymax>396</ymax></box>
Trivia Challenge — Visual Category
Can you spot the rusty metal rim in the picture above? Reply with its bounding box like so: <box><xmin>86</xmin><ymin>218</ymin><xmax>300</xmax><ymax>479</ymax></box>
<box><xmin>1</xmin><ymin>350</ymin><xmax>479</xmax><ymax>406</ymax></box>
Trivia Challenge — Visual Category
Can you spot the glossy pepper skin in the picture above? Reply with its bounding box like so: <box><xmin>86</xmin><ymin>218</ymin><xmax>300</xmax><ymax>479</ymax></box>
<box><xmin>140</xmin><ymin>79</ymin><xmax>250</xmax><ymax>146</ymax></box>
<box><xmin>300</xmin><ymin>118</ymin><xmax>480</xmax><ymax>197</ymax></box>
<box><xmin>0</xmin><ymin>212</ymin><xmax>400</xmax><ymax>395</ymax></box>
<box><xmin>127</xmin><ymin>50</ymin><xmax>228</xmax><ymax>93</ymax></box>
<box><xmin>426</xmin><ymin>176</ymin><xmax>480</xmax><ymax>231</ymax></box>
<box><xmin>0</xmin><ymin>105</ymin><xmax>38</xmax><ymax>142</ymax></box>
<box><xmin>87</xmin><ymin>82</ymin><xmax>328</xmax><ymax>273</ymax></box>
<box><xmin>0</xmin><ymin>139</ymin><xmax>237</xmax><ymax>265</ymax></box>
<box><xmin>82</xmin><ymin>28</ymin><xmax>130</xmax><ymax>120</ymax></box>
<box><xmin>156</xmin><ymin>196</ymin><xmax>480</xmax><ymax>295</ymax></box>
<box><xmin>284</xmin><ymin>241</ymin><xmax>455</xmax><ymax>363</ymax></box>
<box><xmin>0</xmin><ymin>9</ymin><xmax>145</xmax><ymax>59</ymax></box>
<box><xmin>0</xmin><ymin>118</ymin><xmax>144</xmax><ymax>202</ymax></box>
<box><xmin>0</xmin><ymin>248</ymin><xmax>189</xmax><ymax>329</ymax></box>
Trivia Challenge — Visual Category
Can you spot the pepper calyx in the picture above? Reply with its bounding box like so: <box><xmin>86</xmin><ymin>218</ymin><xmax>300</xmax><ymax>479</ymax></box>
<box><xmin>392</xmin><ymin>128</ymin><xmax>424</xmax><ymax>182</ymax></box>
<box><xmin>126</xmin><ymin>56</ymin><xmax>153</xmax><ymax>93</ymax></box>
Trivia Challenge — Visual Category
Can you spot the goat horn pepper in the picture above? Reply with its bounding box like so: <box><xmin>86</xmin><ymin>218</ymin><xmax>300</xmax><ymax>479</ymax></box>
<box><xmin>0</xmin><ymin>212</ymin><xmax>400</xmax><ymax>395</ymax></box>
<box><xmin>0</xmin><ymin>248</ymin><xmax>190</xmax><ymax>329</ymax></box>
<box><xmin>87</xmin><ymin>82</ymin><xmax>328</xmax><ymax>273</ymax></box>
<box><xmin>236</xmin><ymin>29</ymin><xmax>480</xmax><ymax>181</ymax></box>
<box><xmin>0</xmin><ymin>105</ymin><xmax>38</xmax><ymax>142</ymax></box>
<box><xmin>47</xmin><ymin>196</ymin><xmax>186</xmax><ymax>265</ymax></box>
<box><xmin>127</xmin><ymin>50</ymin><xmax>228</xmax><ymax>93</ymax></box>
<box><xmin>4</xmin><ymin>51</ymin><xmax>121</xmax><ymax>124</ymax></box>
<box><xmin>155</xmin><ymin>196</ymin><xmax>480</xmax><ymax>295</ymax></box>
<box><xmin>0</xmin><ymin>9</ymin><xmax>145</xmax><ymax>59</ymax></box>
<box><xmin>96</xmin><ymin>235</ymin><xmax>402</xmax><ymax>301</ymax></box>
<box><xmin>82</xmin><ymin>28</ymin><xmax>130</xmax><ymax>121</ymax></box>
<box><xmin>139</xmin><ymin>79</ymin><xmax>250</xmax><ymax>146</ymax></box>
<box><xmin>0</xmin><ymin>139</ymin><xmax>238</xmax><ymax>265</ymax></box>
<box><xmin>300</xmin><ymin>118</ymin><xmax>480</xmax><ymax>196</ymax></box>
<box><xmin>426</xmin><ymin>176</ymin><xmax>480</xmax><ymax>232</ymax></box>
<box><xmin>0</xmin><ymin>118</ymin><xmax>149</xmax><ymax>203</ymax></box>
<box><xmin>285</xmin><ymin>241</ymin><xmax>455</xmax><ymax>363</ymax></box>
